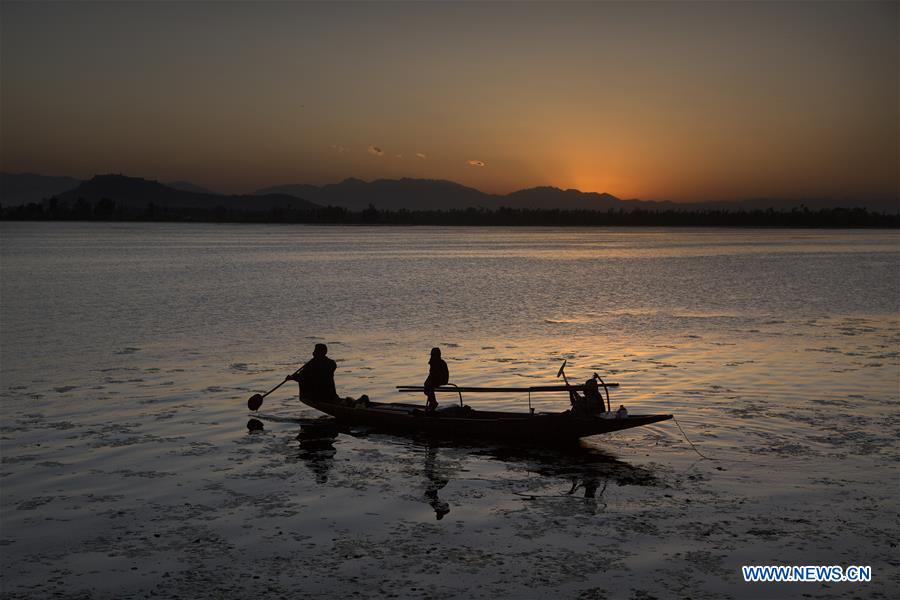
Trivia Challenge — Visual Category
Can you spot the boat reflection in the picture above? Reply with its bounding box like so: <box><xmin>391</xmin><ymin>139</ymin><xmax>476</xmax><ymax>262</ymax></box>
<box><xmin>481</xmin><ymin>444</ymin><xmax>657</xmax><ymax>490</ymax></box>
<box><xmin>477</xmin><ymin>444</ymin><xmax>656</xmax><ymax>514</ymax></box>
<box><xmin>289</xmin><ymin>420</ymin><xmax>659</xmax><ymax>519</ymax></box>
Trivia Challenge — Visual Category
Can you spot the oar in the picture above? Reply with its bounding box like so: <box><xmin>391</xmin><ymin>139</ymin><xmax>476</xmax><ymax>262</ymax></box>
<box><xmin>247</xmin><ymin>375</ymin><xmax>293</xmax><ymax>411</ymax></box>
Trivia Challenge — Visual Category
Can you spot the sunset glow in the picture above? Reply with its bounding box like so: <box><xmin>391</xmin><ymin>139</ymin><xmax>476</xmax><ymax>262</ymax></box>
<box><xmin>1</xmin><ymin>1</ymin><xmax>897</xmax><ymax>202</ymax></box>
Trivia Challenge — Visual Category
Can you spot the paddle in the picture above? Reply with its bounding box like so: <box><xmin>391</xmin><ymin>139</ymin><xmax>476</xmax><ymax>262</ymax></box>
<box><xmin>557</xmin><ymin>359</ymin><xmax>578</xmax><ymax>405</ymax></box>
<box><xmin>247</xmin><ymin>374</ymin><xmax>295</xmax><ymax>411</ymax></box>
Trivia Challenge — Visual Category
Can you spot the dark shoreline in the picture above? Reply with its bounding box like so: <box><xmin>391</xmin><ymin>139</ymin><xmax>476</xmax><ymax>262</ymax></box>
<box><xmin>2</xmin><ymin>204</ymin><xmax>898</xmax><ymax>228</ymax></box>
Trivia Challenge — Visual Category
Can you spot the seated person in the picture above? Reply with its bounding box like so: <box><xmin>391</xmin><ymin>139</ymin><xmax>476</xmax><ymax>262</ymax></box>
<box><xmin>571</xmin><ymin>378</ymin><xmax>605</xmax><ymax>417</ymax></box>
<box><xmin>423</xmin><ymin>347</ymin><xmax>449</xmax><ymax>411</ymax></box>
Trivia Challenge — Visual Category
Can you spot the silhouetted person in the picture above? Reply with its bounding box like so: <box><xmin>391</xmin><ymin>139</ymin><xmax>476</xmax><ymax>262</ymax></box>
<box><xmin>571</xmin><ymin>378</ymin><xmax>604</xmax><ymax>416</ymax></box>
<box><xmin>583</xmin><ymin>378</ymin><xmax>605</xmax><ymax>413</ymax></box>
<box><xmin>291</xmin><ymin>343</ymin><xmax>338</xmax><ymax>403</ymax></box>
<box><xmin>423</xmin><ymin>347</ymin><xmax>449</xmax><ymax>411</ymax></box>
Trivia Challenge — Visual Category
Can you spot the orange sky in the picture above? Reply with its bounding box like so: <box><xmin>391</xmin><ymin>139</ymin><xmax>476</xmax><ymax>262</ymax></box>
<box><xmin>1</xmin><ymin>1</ymin><xmax>897</xmax><ymax>201</ymax></box>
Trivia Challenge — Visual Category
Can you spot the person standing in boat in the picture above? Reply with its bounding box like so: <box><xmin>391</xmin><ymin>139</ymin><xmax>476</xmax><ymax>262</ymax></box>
<box><xmin>423</xmin><ymin>347</ymin><xmax>449</xmax><ymax>411</ymax></box>
<box><xmin>290</xmin><ymin>343</ymin><xmax>338</xmax><ymax>403</ymax></box>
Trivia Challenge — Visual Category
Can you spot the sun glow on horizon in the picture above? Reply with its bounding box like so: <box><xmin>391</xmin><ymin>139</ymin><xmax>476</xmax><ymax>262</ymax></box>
<box><xmin>1</xmin><ymin>1</ymin><xmax>896</xmax><ymax>202</ymax></box>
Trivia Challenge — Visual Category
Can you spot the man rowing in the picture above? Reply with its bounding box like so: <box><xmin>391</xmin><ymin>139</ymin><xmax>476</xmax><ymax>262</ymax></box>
<box><xmin>290</xmin><ymin>343</ymin><xmax>338</xmax><ymax>403</ymax></box>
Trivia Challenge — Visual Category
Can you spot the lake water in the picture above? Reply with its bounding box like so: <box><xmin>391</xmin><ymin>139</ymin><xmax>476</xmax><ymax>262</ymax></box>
<box><xmin>1</xmin><ymin>222</ymin><xmax>898</xmax><ymax>599</ymax></box>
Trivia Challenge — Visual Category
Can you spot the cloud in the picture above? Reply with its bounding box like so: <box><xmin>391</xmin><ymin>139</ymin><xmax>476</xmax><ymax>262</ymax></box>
<box><xmin>331</xmin><ymin>144</ymin><xmax>348</xmax><ymax>153</ymax></box>
<box><xmin>368</xmin><ymin>145</ymin><xmax>384</xmax><ymax>156</ymax></box>
<box><xmin>468</xmin><ymin>159</ymin><xmax>486</xmax><ymax>167</ymax></box>
<box><xmin>395</xmin><ymin>154</ymin><xmax>402</xmax><ymax>158</ymax></box>
<box><xmin>416</xmin><ymin>152</ymin><xmax>427</xmax><ymax>159</ymax></box>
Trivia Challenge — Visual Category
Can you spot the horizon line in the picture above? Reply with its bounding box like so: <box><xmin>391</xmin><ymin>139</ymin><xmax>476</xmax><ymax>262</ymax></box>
<box><xmin>4</xmin><ymin>169</ymin><xmax>897</xmax><ymax>206</ymax></box>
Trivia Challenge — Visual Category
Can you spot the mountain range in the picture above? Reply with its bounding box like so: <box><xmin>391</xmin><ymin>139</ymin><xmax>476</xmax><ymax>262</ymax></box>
<box><xmin>254</xmin><ymin>178</ymin><xmax>646</xmax><ymax>211</ymax></box>
<box><xmin>0</xmin><ymin>173</ymin><xmax>317</xmax><ymax>215</ymax></box>
<box><xmin>250</xmin><ymin>178</ymin><xmax>898</xmax><ymax>213</ymax></box>
<box><xmin>1</xmin><ymin>172</ymin><xmax>896</xmax><ymax>213</ymax></box>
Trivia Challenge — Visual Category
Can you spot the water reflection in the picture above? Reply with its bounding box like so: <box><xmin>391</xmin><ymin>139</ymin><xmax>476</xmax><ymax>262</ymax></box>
<box><xmin>477</xmin><ymin>444</ymin><xmax>656</xmax><ymax>515</ymax></box>
<box><xmin>423</xmin><ymin>444</ymin><xmax>451</xmax><ymax>520</ymax></box>
<box><xmin>291</xmin><ymin>422</ymin><xmax>457</xmax><ymax>520</ymax></box>
<box><xmin>287</xmin><ymin>418</ymin><xmax>659</xmax><ymax>519</ymax></box>
<box><xmin>482</xmin><ymin>444</ymin><xmax>657</xmax><ymax>489</ymax></box>
<box><xmin>294</xmin><ymin>419</ymin><xmax>341</xmax><ymax>484</ymax></box>
<box><xmin>566</xmin><ymin>476</ymin><xmax>605</xmax><ymax>499</ymax></box>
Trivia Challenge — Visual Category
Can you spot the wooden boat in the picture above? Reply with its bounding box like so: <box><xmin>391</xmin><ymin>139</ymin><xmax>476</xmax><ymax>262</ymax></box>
<box><xmin>252</xmin><ymin>360</ymin><xmax>672</xmax><ymax>442</ymax></box>
<box><xmin>298</xmin><ymin>381</ymin><xmax>672</xmax><ymax>442</ymax></box>
<box><xmin>300</xmin><ymin>397</ymin><xmax>671</xmax><ymax>441</ymax></box>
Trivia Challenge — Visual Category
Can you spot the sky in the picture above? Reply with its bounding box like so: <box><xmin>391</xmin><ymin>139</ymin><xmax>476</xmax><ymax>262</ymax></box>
<box><xmin>1</xmin><ymin>1</ymin><xmax>897</xmax><ymax>201</ymax></box>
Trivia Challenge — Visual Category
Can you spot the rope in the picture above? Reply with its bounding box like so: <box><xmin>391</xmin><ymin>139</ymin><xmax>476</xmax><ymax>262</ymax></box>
<box><xmin>673</xmin><ymin>417</ymin><xmax>715</xmax><ymax>460</ymax></box>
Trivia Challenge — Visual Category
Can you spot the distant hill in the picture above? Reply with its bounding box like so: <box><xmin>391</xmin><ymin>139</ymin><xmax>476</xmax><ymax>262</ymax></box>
<box><xmin>255</xmin><ymin>182</ymin><xmax>322</xmax><ymax>202</ymax></box>
<box><xmin>258</xmin><ymin>177</ymin><xmax>491</xmax><ymax>210</ymax></box>
<box><xmin>165</xmin><ymin>180</ymin><xmax>219</xmax><ymax>195</ymax></box>
<box><xmin>1</xmin><ymin>172</ymin><xmax>82</xmax><ymax>206</ymax></box>
<box><xmin>256</xmin><ymin>178</ymin><xmax>640</xmax><ymax>211</ymax></box>
<box><xmin>54</xmin><ymin>174</ymin><xmax>319</xmax><ymax>216</ymax></box>
<box><xmin>499</xmin><ymin>186</ymin><xmax>663</xmax><ymax>210</ymax></box>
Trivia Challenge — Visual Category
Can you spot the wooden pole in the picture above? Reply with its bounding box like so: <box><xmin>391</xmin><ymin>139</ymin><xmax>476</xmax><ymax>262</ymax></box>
<box><xmin>396</xmin><ymin>383</ymin><xmax>618</xmax><ymax>393</ymax></box>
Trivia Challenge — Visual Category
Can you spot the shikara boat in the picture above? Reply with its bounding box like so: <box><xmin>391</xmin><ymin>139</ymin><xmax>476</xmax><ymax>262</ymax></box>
<box><xmin>298</xmin><ymin>396</ymin><xmax>671</xmax><ymax>442</ymax></box>
<box><xmin>250</xmin><ymin>361</ymin><xmax>672</xmax><ymax>442</ymax></box>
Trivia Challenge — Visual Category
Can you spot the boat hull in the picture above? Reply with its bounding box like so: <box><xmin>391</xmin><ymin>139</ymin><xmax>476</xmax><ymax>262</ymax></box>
<box><xmin>299</xmin><ymin>397</ymin><xmax>672</xmax><ymax>441</ymax></box>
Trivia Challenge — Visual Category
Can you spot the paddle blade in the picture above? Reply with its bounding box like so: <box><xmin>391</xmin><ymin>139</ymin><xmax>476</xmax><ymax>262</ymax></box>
<box><xmin>556</xmin><ymin>359</ymin><xmax>567</xmax><ymax>378</ymax></box>
<box><xmin>247</xmin><ymin>394</ymin><xmax>264</xmax><ymax>411</ymax></box>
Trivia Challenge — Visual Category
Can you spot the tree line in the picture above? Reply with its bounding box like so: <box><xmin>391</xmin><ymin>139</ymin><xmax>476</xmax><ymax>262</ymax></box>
<box><xmin>1</xmin><ymin>197</ymin><xmax>897</xmax><ymax>227</ymax></box>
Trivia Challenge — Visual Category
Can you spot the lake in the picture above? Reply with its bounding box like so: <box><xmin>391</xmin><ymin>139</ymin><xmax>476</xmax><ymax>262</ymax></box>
<box><xmin>1</xmin><ymin>222</ymin><xmax>898</xmax><ymax>599</ymax></box>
